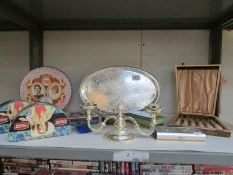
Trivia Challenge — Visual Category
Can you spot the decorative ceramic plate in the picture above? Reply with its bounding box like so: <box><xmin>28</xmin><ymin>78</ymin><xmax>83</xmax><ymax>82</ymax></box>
<box><xmin>80</xmin><ymin>66</ymin><xmax>160</xmax><ymax>114</ymax></box>
<box><xmin>20</xmin><ymin>67</ymin><xmax>71</xmax><ymax>109</ymax></box>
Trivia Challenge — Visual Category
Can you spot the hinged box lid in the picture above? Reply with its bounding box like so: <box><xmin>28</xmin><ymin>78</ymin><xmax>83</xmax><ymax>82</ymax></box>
<box><xmin>176</xmin><ymin>65</ymin><xmax>221</xmax><ymax>117</ymax></box>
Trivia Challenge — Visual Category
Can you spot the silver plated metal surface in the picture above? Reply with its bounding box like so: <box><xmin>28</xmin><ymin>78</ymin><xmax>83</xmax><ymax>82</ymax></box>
<box><xmin>80</xmin><ymin>66</ymin><xmax>160</xmax><ymax>114</ymax></box>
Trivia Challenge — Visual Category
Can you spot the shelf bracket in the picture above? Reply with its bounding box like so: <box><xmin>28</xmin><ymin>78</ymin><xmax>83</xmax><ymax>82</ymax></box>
<box><xmin>30</xmin><ymin>29</ymin><xmax>43</xmax><ymax>70</ymax></box>
<box><xmin>209</xmin><ymin>29</ymin><xmax>222</xmax><ymax>64</ymax></box>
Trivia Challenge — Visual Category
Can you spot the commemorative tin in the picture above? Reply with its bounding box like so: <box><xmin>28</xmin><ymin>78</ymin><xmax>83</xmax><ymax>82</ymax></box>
<box><xmin>8</xmin><ymin>102</ymin><xmax>72</xmax><ymax>142</ymax></box>
<box><xmin>0</xmin><ymin>100</ymin><xmax>30</xmax><ymax>134</ymax></box>
<box><xmin>20</xmin><ymin>67</ymin><xmax>71</xmax><ymax>109</ymax></box>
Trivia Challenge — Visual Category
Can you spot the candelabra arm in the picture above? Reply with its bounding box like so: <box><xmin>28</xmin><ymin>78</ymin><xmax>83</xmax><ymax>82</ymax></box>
<box><xmin>87</xmin><ymin>111</ymin><xmax>116</xmax><ymax>132</ymax></box>
<box><xmin>124</xmin><ymin>116</ymin><xmax>156</xmax><ymax>136</ymax></box>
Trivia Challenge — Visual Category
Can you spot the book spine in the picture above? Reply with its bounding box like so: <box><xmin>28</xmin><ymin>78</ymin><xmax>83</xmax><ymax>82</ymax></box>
<box><xmin>112</xmin><ymin>161</ymin><xmax>116</xmax><ymax>174</ymax></box>
<box><xmin>136</xmin><ymin>162</ymin><xmax>140</xmax><ymax>175</ymax></box>
<box><xmin>197</xmin><ymin>170</ymin><xmax>233</xmax><ymax>174</ymax></box>
<box><xmin>109</xmin><ymin>161</ymin><xmax>112</xmax><ymax>173</ymax></box>
<box><xmin>50</xmin><ymin>163</ymin><xmax>99</xmax><ymax>170</ymax></box>
<box><xmin>131</xmin><ymin>162</ymin><xmax>136</xmax><ymax>175</ymax></box>
<box><xmin>141</xmin><ymin>169</ymin><xmax>193</xmax><ymax>174</ymax></box>
<box><xmin>104</xmin><ymin>161</ymin><xmax>108</xmax><ymax>173</ymax></box>
<box><xmin>129</xmin><ymin>161</ymin><xmax>132</xmax><ymax>175</ymax></box>
<box><xmin>50</xmin><ymin>167</ymin><xmax>100</xmax><ymax>172</ymax></box>
<box><xmin>194</xmin><ymin>165</ymin><xmax>233</xmax><ymax>174</ymax></box>
<box><xmin>72</xmin><ymin>161</ymin><xmax>99</xmax><ymax>166</ymax></box>
<box><xmin>142</xmin><ymin>173</ymin><xmax>193</xmax><ymax>175</ymax></box>
<box><xmin>49</xmin><ymin>159</ymin><xmax>72</xmax><ymax>165</ymax></box>
<box><xmin>125</xmin><ymin>162</ymin><xmax>129</xmax><ymax>174</ymax></box>
<box><xmin>134</xmin><ymin>118</ymin><xmax>164</xmax><ymax>128</ymax></box>
<box><xmin>140</xmin><ymin>165</ymin><xmax>193</xmax><ymax>174</ymax></box>
<box><xmin>100</xmin><ymin>161</ymin><xmax>104</xmax><ymax>173</ymax></box>
<box><xmin>140</xmin><ymin>164</ymin><xmax>193</xmax><ymax>170</ymax></box>
<box><xmin>2</xmin><ymin>158</ymin><xmax>47</xmax><ymax>164</ymax></box>
<box><xmin>117</xmin><ymin>161</ymin><xmax>121</xmax><ymax>174</ymax></box>
<box><xmin>195</xmin><ymin>165</ymin><xmax>233</xmax><ymax>170</ymax></box>
<box><xmin>2</xmin><ymin>162</ymin><xmax>49</xmax><ymax>169</ymax></box>
<box><xmin>121</xmin><ymin>162</ymin><xmax>125</xmax><ymax>174</ymax></box>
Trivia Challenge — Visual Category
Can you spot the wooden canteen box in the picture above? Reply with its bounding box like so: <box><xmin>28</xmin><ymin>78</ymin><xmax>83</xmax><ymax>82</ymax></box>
<box><xmin>169</xmin><ymin>65</ymin><xmax>231</xmax><ymax>137</ymax></box>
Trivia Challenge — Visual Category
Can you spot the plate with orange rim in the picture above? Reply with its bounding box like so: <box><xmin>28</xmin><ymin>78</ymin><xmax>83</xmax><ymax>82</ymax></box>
<box><xmin>20</xmin><ymin>67</ymin><xmax>71</xmax><ymax>109</ymax></box>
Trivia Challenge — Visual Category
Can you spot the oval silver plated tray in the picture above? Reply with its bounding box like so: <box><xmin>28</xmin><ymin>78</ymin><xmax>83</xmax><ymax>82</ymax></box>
<box><xmin>80</xmin><ymin>66</ymin><xmax>160</xmax><ymax>114</ymax></box>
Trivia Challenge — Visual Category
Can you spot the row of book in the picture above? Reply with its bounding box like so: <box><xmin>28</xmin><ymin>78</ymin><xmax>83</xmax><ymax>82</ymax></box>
<box><xmin>194</xmin><ymin>164</ymin><xmax>233</xmax><ymax>175</ymax></box>
<box><xmin>140</xmin><ymin>164</ymin><xmax>193</xmax><ymax>175</ymax></box>
<box><xmin>1</xmin><ymin>157</ymin><xmax>49</xmax><ymax>175</ymax></box>
<box><xmin>68</xmin><ymin>111</ymin><xmax>99</xmax><ymax>126</ymax></box>
<box><xmin>140</xmin><ymin>164</ymin><xmax>233</xmax><ymax>175</ymax></box>
<box><xmin>100</xmin><ymin>161</ymin><xmax>139</xmax><ymax>174</ymax></box>
<box><xmin>2</xmin><ymin>157</ymin><xmax>233</xmax><ymax>175</ymax></box>
<box><xmin>50</xmin><ymin>159</ymin><xmax>100</xmax><ymax>173</ymax></box>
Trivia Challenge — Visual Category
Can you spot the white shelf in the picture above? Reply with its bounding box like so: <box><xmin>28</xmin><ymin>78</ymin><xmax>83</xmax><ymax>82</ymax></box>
<box><xmin>0</xmin><ymin>127</ymin><xmax>233</xmax><ymax>165</ymax></box>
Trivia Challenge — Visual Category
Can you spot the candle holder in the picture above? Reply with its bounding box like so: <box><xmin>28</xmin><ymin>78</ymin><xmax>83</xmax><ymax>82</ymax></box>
<box><xmin>82</xmin><ymin>102</ymin><xmax>163</xmax><ymax>142</ymax></box>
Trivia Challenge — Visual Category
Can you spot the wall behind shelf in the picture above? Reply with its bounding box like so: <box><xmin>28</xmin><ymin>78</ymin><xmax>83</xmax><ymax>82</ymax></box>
<box><xmin>220</xmin><ymin>30</ymin><xmax>233</xmax><ymax>125</ymax></box>
<box><xmin>44</xmin><ymin>30</ymin><xmax>209</xmax><ymax>117</ymax></box>
<box><xmin>0</xmin><ymin>32</ymin><xmax>29</xmax><ymax>103</ymax></box>
<box><xmin>44</xmin><ymin>30</ymin><xmax>142</xmax><ymax>112</ymax></box>
<box><xmin>141</xmin><ymin>30</ymin><xmax>209</xmax><ymax>116</ymax></box>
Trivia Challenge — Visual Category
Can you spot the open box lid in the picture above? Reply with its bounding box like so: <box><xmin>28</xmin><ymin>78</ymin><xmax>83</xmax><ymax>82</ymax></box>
<box><xmin>176</xmin><ymin>65</ymin><xmax>221</xmax><ymax>117</ymax></box>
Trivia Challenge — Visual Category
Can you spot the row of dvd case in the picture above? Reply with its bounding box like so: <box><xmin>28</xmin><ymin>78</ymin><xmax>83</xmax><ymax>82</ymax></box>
<box><xmin>2</xmin><ymin>157</ymin><xmax>233</xmax><ymax>175</ymax></box>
